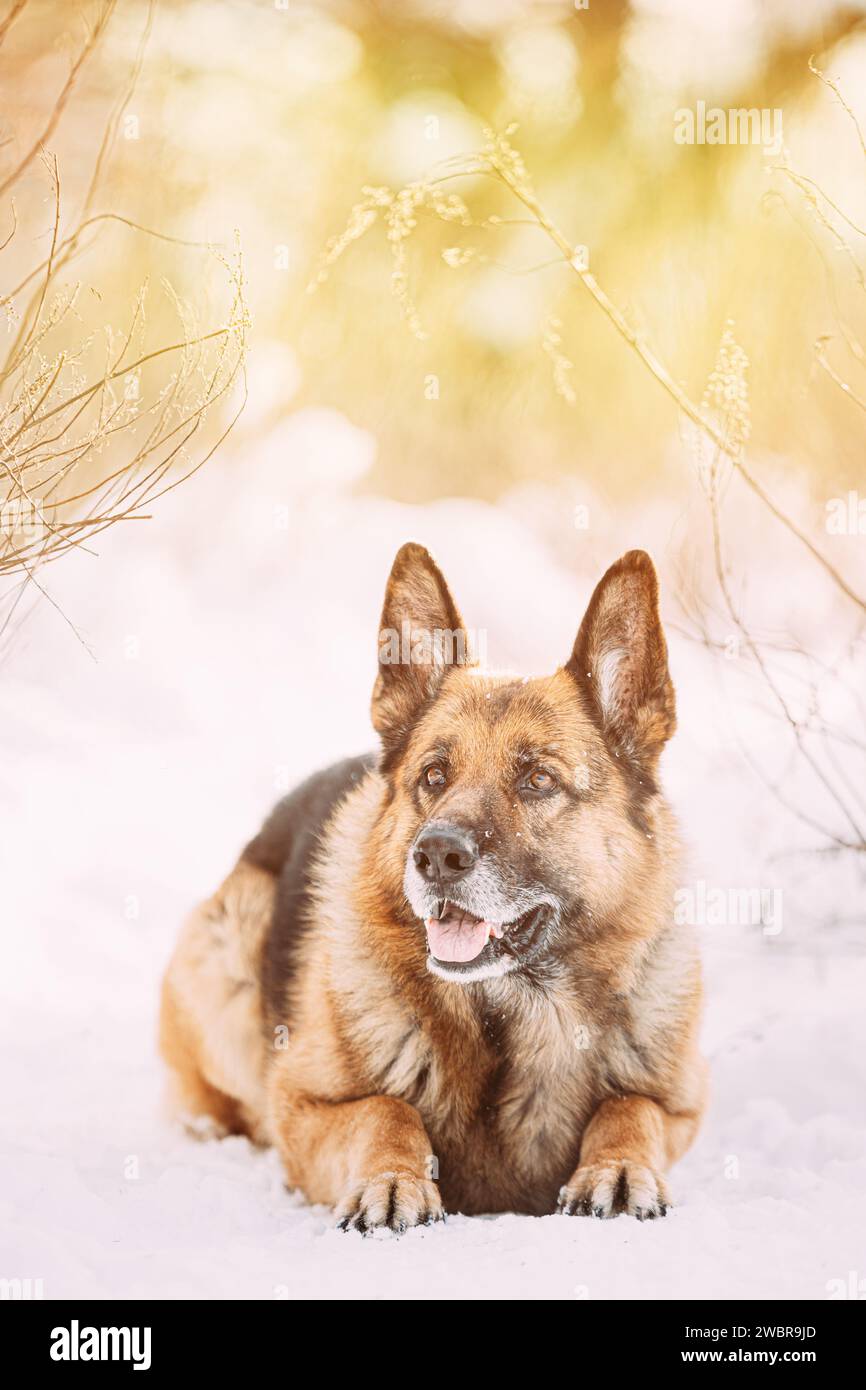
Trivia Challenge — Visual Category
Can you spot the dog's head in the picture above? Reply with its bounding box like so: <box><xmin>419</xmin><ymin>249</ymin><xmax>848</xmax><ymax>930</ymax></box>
<box><xmin>370</xmin><ymin>543</ymin><xmax>676</xmax><ymax>984</ymax></box>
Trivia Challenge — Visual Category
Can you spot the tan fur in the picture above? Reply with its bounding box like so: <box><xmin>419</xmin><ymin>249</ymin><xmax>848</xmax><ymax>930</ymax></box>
<box><xmin>160</xmin><ymin>545</ymin><xmax>707</xmax><ymax>1227</ymax></box>
<box><xmin>160</xmin><ymin>860</ymin><xmax>275</xmax><ymax>1142</ymax></box>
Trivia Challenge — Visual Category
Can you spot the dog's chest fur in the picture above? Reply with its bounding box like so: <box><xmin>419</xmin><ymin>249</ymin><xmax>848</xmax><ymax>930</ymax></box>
<box><xmin>356</xmin><ymin>970</ymin><xmax>648</xmax><ymax>1215</ymax></box>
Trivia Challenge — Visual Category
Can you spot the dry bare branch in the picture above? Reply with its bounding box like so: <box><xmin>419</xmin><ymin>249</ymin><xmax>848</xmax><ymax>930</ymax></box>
<box><xmin>0</xmin><ymin>1</ymin><xmax>248</xmax><ymax>637</ymax></box>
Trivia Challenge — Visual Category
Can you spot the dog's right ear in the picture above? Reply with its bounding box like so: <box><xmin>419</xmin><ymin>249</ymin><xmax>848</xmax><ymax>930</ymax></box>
<box><xmin>372</xmin><ymin>543</ymin><xmax>471</xmax><ymax>750</ymax></box>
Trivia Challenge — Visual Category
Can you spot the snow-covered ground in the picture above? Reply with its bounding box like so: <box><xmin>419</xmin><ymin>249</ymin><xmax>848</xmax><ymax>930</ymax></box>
<box><xmin>1</xmin><ymin>409</ymin><xmax>864</xmax><ymax>1299</ymax></box>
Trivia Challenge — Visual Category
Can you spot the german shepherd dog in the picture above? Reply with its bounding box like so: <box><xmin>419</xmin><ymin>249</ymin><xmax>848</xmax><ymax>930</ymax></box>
<box><xmin>160</xmin><ymin>544</ymin><xmax>706</xmax><ymax>1230</ymax></box>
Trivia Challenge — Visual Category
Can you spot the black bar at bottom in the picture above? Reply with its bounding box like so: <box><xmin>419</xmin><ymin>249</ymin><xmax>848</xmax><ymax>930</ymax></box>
<box><xmin>5</xmin><ymin>1298</ymin><xmax>859</xmax><ymax>1373</ymax></box>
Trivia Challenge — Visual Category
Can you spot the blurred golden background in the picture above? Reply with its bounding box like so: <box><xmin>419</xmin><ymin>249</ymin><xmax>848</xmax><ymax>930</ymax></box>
<box><xmin>4</xmin><ymin>0</ymin><xmax>865</xmax><ymax>522</ymax></box>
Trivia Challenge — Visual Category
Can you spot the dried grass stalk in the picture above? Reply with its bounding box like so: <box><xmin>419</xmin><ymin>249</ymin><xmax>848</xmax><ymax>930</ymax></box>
<box><xmin>0</xmin><ymin>1</ymin><xmax>248</xmax><ymax>611</ymax></box>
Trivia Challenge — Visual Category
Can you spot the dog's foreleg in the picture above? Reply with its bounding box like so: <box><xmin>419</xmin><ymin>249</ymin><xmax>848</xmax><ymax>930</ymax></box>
<box><xmin>557</xmin><ymin>1094</ymin><xmax>700</xmax><ymax>1220</ymax></box>
<box><xmin>272</xmin><ymin>1090</ymin><xmax>443</xmax><ymax>1233</ymax></box>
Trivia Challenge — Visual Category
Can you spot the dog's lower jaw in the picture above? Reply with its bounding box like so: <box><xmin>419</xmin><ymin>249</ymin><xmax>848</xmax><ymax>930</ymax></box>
<box><xmin>426</xmin><ymin>950</ymin><xmax>518</xmax><ymax>983</ymax></box>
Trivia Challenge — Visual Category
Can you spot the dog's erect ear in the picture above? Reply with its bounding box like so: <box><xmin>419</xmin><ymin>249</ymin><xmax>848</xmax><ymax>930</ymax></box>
<box><xmin>372</xmin><ymin>542</ymin><xmax>472</xmax><ymax>748</ymax></box>
<box><xmin>566</xmin><ymin>550</ymin><xmax>675</xmax><ymax>769</ymax></box>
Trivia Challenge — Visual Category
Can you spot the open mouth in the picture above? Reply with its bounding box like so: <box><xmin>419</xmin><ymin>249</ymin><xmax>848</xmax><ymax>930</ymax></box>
<box><xmin>424</xmin><ymin>899</ymin><xmax>550</xmax><ymax>968</ymax></box>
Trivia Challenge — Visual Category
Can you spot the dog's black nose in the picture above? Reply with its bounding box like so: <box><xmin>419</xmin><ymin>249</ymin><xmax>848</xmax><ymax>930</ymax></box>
<box><xmin>413</xmin><ymin>825</ymin><xmax>478</xmax><ymax>884</ymax></box>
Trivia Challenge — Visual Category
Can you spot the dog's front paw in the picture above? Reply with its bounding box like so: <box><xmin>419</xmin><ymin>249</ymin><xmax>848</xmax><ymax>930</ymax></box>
<box><xmin>335</xmin><ymin>1170</ymin><xmax>444</xmax><ymax>1234</ymax></box>
<box><xmin>557</xmin><ymin>1162</ymin><xmax>670</xmax><ymax>1220</ymax></box>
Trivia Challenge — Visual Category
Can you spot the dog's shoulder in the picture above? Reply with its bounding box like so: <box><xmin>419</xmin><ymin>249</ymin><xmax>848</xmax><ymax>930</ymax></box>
<box><xmin>243</xmin><ymin>753</ymin><xmax>377</xmax><ymax>877</ymax></box>
<box><xmin>602</xmin><ymin>919</ymin><xmax>704</xmax><ymax>1110</ymax></box>
<box><xmin>248</xmin><ymin>753</ymin><xmax>378</xmax><ymax>1030</ymax></box>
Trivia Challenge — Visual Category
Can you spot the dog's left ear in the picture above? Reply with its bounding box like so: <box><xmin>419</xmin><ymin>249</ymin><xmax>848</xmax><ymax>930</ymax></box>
<box><xmin>372</xmin><ymin>542</ymin><xmax>472</xmax><ymax>750</ymax></box>
<box><xmin>566</xmin><ymin>550</ymin><xmax>675</xmax><ymax>769</ymax></box>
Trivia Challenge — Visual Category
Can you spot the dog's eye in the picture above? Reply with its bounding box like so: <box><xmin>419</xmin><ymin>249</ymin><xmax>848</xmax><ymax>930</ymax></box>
<box><xmin>423</xmin><ymin>764</ymin><xmax>447</xmax><ymax>789</ymax></box>
<box><xmin>524</xmin><ymin>768</ymin><xmax>556</xmax><ymax>793</ymax></box>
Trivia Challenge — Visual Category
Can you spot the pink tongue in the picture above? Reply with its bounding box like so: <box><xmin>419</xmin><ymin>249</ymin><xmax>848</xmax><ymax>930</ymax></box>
<box><xmin>426</xmin><ymin>911</ymin><xmax>492</xmax><ymax>963</ymax></box>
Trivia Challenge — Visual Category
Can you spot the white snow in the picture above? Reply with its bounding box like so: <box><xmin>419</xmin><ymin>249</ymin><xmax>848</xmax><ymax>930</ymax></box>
<box><xmin>1</xmin><ymin>410</ymin><xmax>864</xmax><ymax>1300</ymax></box>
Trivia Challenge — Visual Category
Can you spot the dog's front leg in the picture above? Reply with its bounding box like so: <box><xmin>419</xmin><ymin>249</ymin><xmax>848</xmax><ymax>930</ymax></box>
<box><xmin>272</xmin><ymin>1090</ymin><xmax>443</xmax><ymax>1233</ymax></box>
<box><xmin>558</xmin><ymin>1094</ymin><xmax>699</xmax><ymax>1220</ymax></box>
